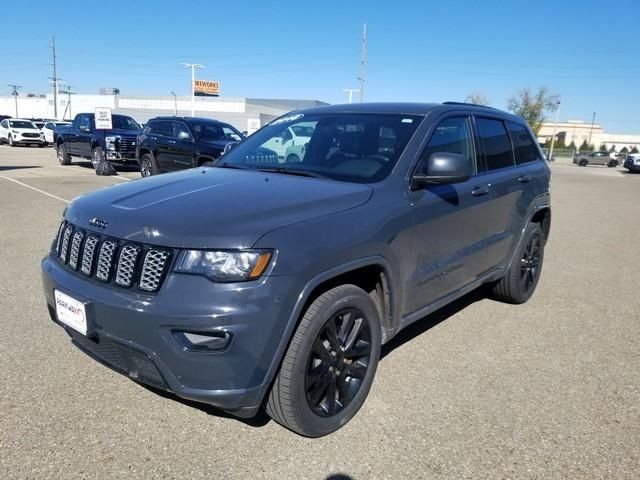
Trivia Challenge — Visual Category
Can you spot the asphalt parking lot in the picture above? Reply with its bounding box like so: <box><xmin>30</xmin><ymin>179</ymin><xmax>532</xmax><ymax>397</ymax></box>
<box><xmin>1</xmin><ymin>145</ymin><xmax>639</xmax><ymax>479</ymax></box>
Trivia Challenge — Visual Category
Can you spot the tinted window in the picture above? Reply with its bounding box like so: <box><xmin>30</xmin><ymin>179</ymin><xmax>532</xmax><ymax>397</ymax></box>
<box><xmin>418</xmin><ymin>117</ymin><xmax>474</xmax><ymax>174</ymax></box>
<box><xmin>9</xmin><ymin>120</ymin><xmax>36</xmax><ymax>129</ymax></box>
<box><xmin>1</xmin><ymin>120</ymin><xmax>7</xmax><ymax>128</ymax></box>
<box><xmin>507</xmin><ymin>122</ymin><xmax>539</xmax><ymax>164</ymax></box>
<box><xmin>189</xmin><ymin>120</ymin><xmax>242</xmax><ymax>141</ymax></box>
<box><xmin>476</xmin><ymin>118</ymin><xmax>514</xmax><ymax>171</ymax></box>
<box><xmin>111</xmin><ymin>115</ymin><xmax>140</xmax><ymax>130</ymax></box>
<box><xmin>147</xmin><ymin>120</ymin><xmax>174</xmax><ymax>137</ymax></box>
<box><xmin>77</xmin><ymin>115</ymin><xmax>92</xmax><ymax>131</ymax></box>
<box><xmin>175</xmin><ymin>122</ymin><xmax>192</xmax><ymax>140</ymax></box>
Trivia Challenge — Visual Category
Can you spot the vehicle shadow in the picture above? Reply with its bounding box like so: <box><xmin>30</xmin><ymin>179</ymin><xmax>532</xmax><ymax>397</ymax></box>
<box><xmin>0</xmin><ymin>165</ymin><xmax>41</xmax><ymax>172</ymax></box>
<box><xmin>141</xmin><ymin>287</ymin><xmax>489</xmax><ymax>429</ymax></box>
<box><xmin>73</xmin><ymin>160</ymin><xmax>139</xmax><ymax>174</ymax></box>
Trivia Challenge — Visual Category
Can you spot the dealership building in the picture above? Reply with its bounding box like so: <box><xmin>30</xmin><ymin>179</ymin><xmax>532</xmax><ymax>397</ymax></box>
<box><xmin>538</xmin><ymin>120</ymin><xmax>640</xmax><ymax>151</ymax></box>
<box><xmin>0</xmin><ymin>93</ymin><xmax>327</xmax><ymax>135</ymax></box>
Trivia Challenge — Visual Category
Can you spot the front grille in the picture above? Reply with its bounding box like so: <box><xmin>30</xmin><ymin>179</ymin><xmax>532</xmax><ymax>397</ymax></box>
<box><xmin>70</xmin><ymin>331</ymin><xmax>168</xmax><ymax>390</ymax></box>
<box><xmin>118</xmin><ymin>137</ymin><xmax>136</xmax><ymax>155</ymax></box>
<box><xmin>22</xmin><ymin>132</ymin><xmax>40</xmax><ymax>138</ymax></box>
<box><xmin>54</xmin><ymin>221</ymin><xmax>171</xmax><ymax>293</ymax></box>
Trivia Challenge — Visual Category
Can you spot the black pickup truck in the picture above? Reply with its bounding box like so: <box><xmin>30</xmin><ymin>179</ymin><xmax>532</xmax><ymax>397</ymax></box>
<box><xmin>55</xmin><ymin>113</ymin><xmax>141</xmax><ymax>168</ymax></box>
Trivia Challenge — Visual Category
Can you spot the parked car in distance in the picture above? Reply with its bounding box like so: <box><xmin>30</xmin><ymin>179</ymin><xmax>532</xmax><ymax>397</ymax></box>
<box><xmin>623</xmin><ymin>153</ymin><xmax>640</xmax><ymax>172</ymax></box>
<box><xmin>0</xmin><ymin>118</ymin><xmax>46</xmax><ymax>147</ymax></box>
<box><xmin>136</xmin><ymin>117</ymin><xmax>244</xmax><ymax>177</ymax></box>
<box><xmin>573</xmin><ymin>151</ymin><xmax>618</xmax><ymax>167</ymax></box>
<box><xmin>42</xmin><ymin>102</ymin><xmax>551</xmax><ymax>437</ymax></box>
<box><xmin>55</xmin><ymin>113</ymin><xmax>141</xmax><ymax>169</ymax></box>
<box><xmin>261</xmin><ymin>121</ymin><xmax>314</xmax><ymax>163</ymax></box>
<box><xmin>42</xmin><ymin>121</ymin><xmax>71</xmax><ymax>145</ymax></box>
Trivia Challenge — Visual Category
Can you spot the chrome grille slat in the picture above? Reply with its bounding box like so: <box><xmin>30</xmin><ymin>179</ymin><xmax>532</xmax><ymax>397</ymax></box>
<box><xmin>139</xmin><ymin>250</ymin><xmax>170</xmax><ymax>292</ymax></box>
<box><xmin>115</xmin><ymin>245</ymin><xmax>141</xmax><ymax>287</ymax></box>
<box><xmin>81</xmin><ymin>235</ymin><xmax>99</xmax><ymax>276</ymax></box>
<box><xmin>68</xmin><ymin>230</ymin><xmax>85</xmax><ymax>270</ymax></box>
<box><xmin>52</xmin><ymin>222</ymin><xmax>170</xmax><ymax>292</ymax></box>
<box><xmin>96</xmin><ymin>240</ymin><xmax>117</xmax><ymax>282</ymax></box>
<box><xmin>59</xmin><ymin>225</ymin><xmax>74</xmax><ymax>262</ymax></box>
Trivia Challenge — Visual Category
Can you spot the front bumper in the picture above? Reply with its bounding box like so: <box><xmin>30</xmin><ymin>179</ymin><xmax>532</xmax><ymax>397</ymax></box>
<box><xmin>106</xmin><ymin>151</ymin><xmax>136</xmax><ymax>161</ymax></box>
<box><xmin>15</xmin><ymin>135</ymin><xmax>45</xmax><ymax>144</ymax></box>
<box><xmin>623</xmin><ymin>160</ymin><xmax>640</xmax><ymax>171</ymax></box>
<box><xmin>42</xmin><ymin>255</ymin><xmax>298</xmax><ymax>417</ymax></box>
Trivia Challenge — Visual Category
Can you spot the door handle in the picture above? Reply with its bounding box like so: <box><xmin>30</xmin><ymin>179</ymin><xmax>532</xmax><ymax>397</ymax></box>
<box><xmin>167</xmin><ymin>140</ymin><xmax>176</xmax><ymax>144</ymax></box>
<box><xmin>471</xmin><ymin>185</ymin><xmax>490</xmax><ymax>196</ymax></box>
<box><xmin>517</xmin><ymin>174</ymin><xmax>532</xmax><ymax>183</ymax></box>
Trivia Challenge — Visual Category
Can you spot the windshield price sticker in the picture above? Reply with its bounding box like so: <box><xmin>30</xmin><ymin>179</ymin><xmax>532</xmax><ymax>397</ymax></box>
<box><xmin>270</xmin><ymin>113</ymin><xmax>304</xmax><ymax>126</ymax></box>
<box><xmin>95</xmin><ymin>107</ymin><xmax>113</xmax><ymax>130</ymax></box>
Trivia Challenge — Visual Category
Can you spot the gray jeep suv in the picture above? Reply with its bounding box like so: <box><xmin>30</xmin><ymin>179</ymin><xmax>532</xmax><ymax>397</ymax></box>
<box><xmin>42</xmin><ymin>102</ymin><xmax>551</xmax><ymax>437</ymax></box>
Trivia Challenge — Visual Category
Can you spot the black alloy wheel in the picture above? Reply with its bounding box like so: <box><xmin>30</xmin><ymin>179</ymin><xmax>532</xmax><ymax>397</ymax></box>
<box><xmin>305</xmin><ymin>307</ymin><xmax>372</xmax><ymax>417</ymax></box>
<box><xmin>520</xmin><ymin>232</ymin><xmax>541</xmax><ymax>294</ymax></box>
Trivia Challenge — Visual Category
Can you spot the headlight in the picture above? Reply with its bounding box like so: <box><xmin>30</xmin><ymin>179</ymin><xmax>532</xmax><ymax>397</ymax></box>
<box><xmin>175</xmin><ymin>250</ymin><xmax>272</xmax><ymax>282</ymax></box>
<box><xmin>11</xmin><ymin>130</ymin><xmax>18</xmax><ymax>134</ymax></box>
<box><xmin>105</xmin><ymin>136</ymin><xmax>119</xmax><ymax>151</ymax></box>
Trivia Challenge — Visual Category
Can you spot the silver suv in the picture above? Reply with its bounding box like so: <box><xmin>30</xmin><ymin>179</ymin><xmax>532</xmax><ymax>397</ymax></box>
<box><xmin>574</xmin><ymin>151</ymin><xmax>618</xmax><ymax>167</ymax></box>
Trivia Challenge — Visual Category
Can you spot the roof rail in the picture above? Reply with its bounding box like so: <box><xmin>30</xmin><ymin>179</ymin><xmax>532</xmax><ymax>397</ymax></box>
<box><xmin>442</xmin><ymin>101</ymin><xmax>498</xmax><ymax>110</ymax></box>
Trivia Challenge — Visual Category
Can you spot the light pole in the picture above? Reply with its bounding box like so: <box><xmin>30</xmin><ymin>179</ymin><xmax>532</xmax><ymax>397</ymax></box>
<box><xmin>181</xmin><ymin>63</ymin><xmax>205</xmax><ymax>116</ymax></box>
<box><xmin>170</xmin><ymin>91</ymin><xmax>177</xmax><ymax>115</ymax></box>
<box><xmin>588</xmin><ymin>112</ymin><xmax>597</xmax><ymax>148</ymax></box>
<box><xmin>548</xmin><ymin>100</ymin><xmax>561</xmax><ymax>161</ymax></box>
<box><xmin>343</xmin><ymin>88</ymin><xmax>359</xmax><ymax>104</ymax></box>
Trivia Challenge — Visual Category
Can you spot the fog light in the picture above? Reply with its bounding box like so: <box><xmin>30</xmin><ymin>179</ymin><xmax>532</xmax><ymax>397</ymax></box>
<box><xmin>173</xmin><ymin>330</ymin><xmax>232</xmax><ymax>352</ymax></box>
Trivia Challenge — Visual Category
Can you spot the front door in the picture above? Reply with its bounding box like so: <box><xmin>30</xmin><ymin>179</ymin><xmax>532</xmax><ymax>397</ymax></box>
<box><xmin>405</xmin><ymin>115</ymin><xmax>494</xmax><ymax>314</ymax></box>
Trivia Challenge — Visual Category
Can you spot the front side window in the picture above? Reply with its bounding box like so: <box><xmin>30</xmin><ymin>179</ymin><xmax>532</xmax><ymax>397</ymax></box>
<box><xmin>507</xmin><ymin>121</ymin><xmax>540</xmax><ymax>164</ymax></box>
<box><xmin>147</xmin><ymin>120</ymin><xmax>173</xmax><ymax>137</ymax></box>
<box><xmin>219</xmin><ymin>113</ymin><xmax>422</xmax><ymax>183</ymax></box>
<box><xmin>1</xmin><ymin>120</ymin><xmax>8</xmax><ymax>128</ymax></box>
<box><xmin>417</xmin><ymin>116</ymin><xmax>474</xmax><ymax>175</ymax></box>
<box><xmin>175</xmin><ymin>122</ymin><xmax>192</xmax><ymax>140</ymax></box>
<box><xmin>78</xmin><ymin>115</ymin><xmax>92</xmax><ymax>131</ymax></box>
<box><xmin>476</xmin><ymin>118</ymin><xmax>514</xmax><ymax>171</ymax></box>
<box><xmin>189</xmin><ymin>121</ymin><xmax>242</xmax><ymax>141</ymax></box>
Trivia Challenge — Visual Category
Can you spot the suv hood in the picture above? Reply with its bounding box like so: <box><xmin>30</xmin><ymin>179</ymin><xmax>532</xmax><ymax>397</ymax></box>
<box><xmin>11</xmin><ymin>127</ymin><xmax>41</xmax><ymax>134</ymax></box>
<box><xmin>66</xmin><ymin>168</ymin><xmax>373</xmax><ymax>249</ymax></box>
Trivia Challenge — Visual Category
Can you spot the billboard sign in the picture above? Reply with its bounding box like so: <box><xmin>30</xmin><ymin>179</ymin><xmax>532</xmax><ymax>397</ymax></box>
<box><xmin>194</xmin><ymin>79</ymin><xmax>220</xmax><ymax>96</ymax></box>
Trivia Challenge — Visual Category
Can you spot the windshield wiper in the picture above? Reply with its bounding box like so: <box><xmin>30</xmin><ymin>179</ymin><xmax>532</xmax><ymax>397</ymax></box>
<box><xmin>255</xmin><ymin>167</ymin><xmax>327</xmax><ymax>179</ymax></box>
<box><xmin>214</xmin><ymin>162</ymin><xmax>254</xmax><ymax>170</ymax></box>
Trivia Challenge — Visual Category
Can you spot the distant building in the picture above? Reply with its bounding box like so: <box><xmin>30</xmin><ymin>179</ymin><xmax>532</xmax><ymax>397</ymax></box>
<box><xmin>538</xmin><ymin>120</ymin><xmax>640</xmax><ymax>151</ymax></box>
<box><xmin>0</xmin><ymin>94</ymin><xmax>327</xmax><ymax>135</ymax></box>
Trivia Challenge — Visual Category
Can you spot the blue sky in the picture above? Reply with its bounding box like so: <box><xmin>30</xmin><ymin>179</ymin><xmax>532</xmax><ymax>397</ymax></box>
<box><xmin>2</xmin><ymin>0</ymin><xmax>639</xmax><ymax>131</ymax></box>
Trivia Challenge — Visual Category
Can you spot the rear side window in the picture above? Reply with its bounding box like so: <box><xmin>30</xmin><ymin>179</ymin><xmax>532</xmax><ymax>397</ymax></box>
<box><xmin>147</xmin><ymin>120</ymin><xmax>173</xmax><ymax>137</ymax></box>
<box><xmin>476</xmin><ymin>118</ymin><xmax>514</xmax><ymax>171</ymax></box>
<box><xmin>418</xmin><ymin>116</ymin><xmax>474</xmax><ymax>174</ymax></box>
<box><xmin>507</xmin><ymin>122</ymin><xmax>539</xmax><ymax>164</ymax></box>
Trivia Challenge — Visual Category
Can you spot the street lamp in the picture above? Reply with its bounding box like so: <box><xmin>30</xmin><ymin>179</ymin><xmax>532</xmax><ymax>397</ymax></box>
<box><xmin>343</xmin><ymin>88</ymin><xmax>359</xmax><ymax>104</ymax></box>
<box><xmin>548</xmin><ymin>100</ymin><xmax>561</xmax><ymax>161</ymax></box>
<box><xmin>181</xmin><ymin>63</ymin><xmax>205</xmax><ymax>116</ymax></box>
<box><xmin>170</xmin><ymin>91</ymin><xmax>177</xmax><ymax>116</ymax></box>
<box><xmin>588</xmin><ymin>112</ymin><xmax>597</xmax><ymax>148</ymax></box>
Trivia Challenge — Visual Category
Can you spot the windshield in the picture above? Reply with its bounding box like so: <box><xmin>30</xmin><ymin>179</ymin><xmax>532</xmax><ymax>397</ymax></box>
<box><xmin>219</xmin><ymin>113</ymin><xmax>422</xmax><ymax>183</ymax></box>
<box><xmin>111</xmin><ymin>115</ymin><xmax>140</xmax><ymax>130</ymax></box>
<box><xmin>190</xmin><ymin>120</ymin><xmax>243</xmax><ymax>141</ymax></box>
<box><xmin>35</xmin><ymin>122</ymin><xmax>45</xmax><ymax>129</ymax></box>
<box><xmin>9</xmin><ymin>120</ymin><xmax>36</xmax><ymax>129</ymax></box>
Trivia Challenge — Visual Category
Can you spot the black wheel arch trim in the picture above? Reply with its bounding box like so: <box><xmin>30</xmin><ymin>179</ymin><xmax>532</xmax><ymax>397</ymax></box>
<box><xmin>256</xmin><ymin>256</ymin><xmax>396</xmax><ymax>407</ymax></box>
<box><xmin>505</xmin><ymin>192</ymin><xmax>551</xmax><ymax>272</ymax></box>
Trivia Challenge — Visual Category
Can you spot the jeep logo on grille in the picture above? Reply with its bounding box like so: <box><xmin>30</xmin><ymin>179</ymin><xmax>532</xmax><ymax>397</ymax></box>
<box><xmin>89</xmin><ymin>217</ymin><xmax>108</xmax><ymax>229</ymax></box>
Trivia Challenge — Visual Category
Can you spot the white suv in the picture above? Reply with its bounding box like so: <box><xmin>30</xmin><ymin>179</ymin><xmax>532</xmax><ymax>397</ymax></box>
<box><xmin>0</xmin><ymin>118</ymin><xmax>46</xmax><ymax>147</ymax></box>
<box><xmin>262</xmin><ymin>122</ymin><xmax>314</xmax><ymax>163</ymax></box>
<box><xmin>623</xmin><ymin>153</ymin><xmax>640</xmax><ymax>172</ymax></box>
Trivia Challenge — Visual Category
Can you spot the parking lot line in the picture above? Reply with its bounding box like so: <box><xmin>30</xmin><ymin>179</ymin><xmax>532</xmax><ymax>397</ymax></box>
<box><xmin>0</xmin><ymin>175</ymin><xmax>70</xmax><ymax>204</ymax></box>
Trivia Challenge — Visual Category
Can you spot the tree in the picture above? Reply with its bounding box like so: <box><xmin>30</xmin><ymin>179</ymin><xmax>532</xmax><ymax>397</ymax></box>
<box><xmin>631</xmin><ymin>147</ymin><xmax>639</xmax><ymax>154</ymax></box>
<box><xmin>599</xmin><ymin>144</ymin><xmax>608</xmax><ymax>152</ymax></box>
<box><xmin>506</xmin><ymin>86</ymin><xmax>560</xmax><ymax>135</ymax></box>
<box><xmin>465</xmin><ymin>91</ymin><xmax>489</xmax><ymax>106</ymax></box>
<box><xmin>620</xmin><ymin>146</ymin><xmax>629</xmax><ymax>154</ymax></box>
<box><xmin>579</xmin><ymin>140</ymin><xmax>591</xmax><ymax>152</ymax></box>
<box><xmin>568</xmin><ymin>140</ymin><xmax>577</xmax><ymax>151</ymax></box>
<box><xmin>609</xmin><ymin>145</ymin><xmax>617</xmax><ymax>153</ymax></box>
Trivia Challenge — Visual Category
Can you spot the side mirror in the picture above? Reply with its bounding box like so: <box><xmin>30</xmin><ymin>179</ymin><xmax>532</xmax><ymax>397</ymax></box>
<box><xmin>223</xmin><ymin>142</ymin><xmax>239</xmax><ymax>155</ymax></box>
<box><xmin>241</xmin><ymin>131</ymin><xmax>248</xmax><ymax>137</ymax></box>
<box><xmin>411</xmin><ymin>152</ymin><xmax>470</xmax><ymax>190</ymax></box>
<box><xmin>178</xmin><ymin>131</ymin><xmax>192</xmax><ymax>141</ymax></box>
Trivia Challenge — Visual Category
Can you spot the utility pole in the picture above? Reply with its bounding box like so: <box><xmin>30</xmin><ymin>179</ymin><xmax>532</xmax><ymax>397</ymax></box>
<box><xmin>49</xmin><ymin>35</ymin><xmax>60</xmax><ymax>119</ymax></box>
<box><xmin>358</xmin><ymin>22</ymin><xmax>367</xmax><ymax>103</ymax></box>
<box><xmin>548</xmin><ymin>100</ymin><xmax>561</xmax><ymax>161</ymax></box>
<box><xmin>170</xmin><ymin>91</ymin><xmax>177</xmax><ymax>115</ymax></box>
<box><xmin>588</xmin><ymin>112</ymin><xmax>597</xmax><ymax>148</ymax></box>
<box><xmin>8</xmin><ymin>84</ymin><xmax>22</xmax><ymax>117</ymax></box>
<box><xmin>181</xmin><ymin>63</ymin><xmax>205</xmax><ymax>116</ymax></box>
<box><xmin>343</xmin><ymin>88</ymin><xmax>359</xmax><ymax>104</ymax></box>
<box><xmin>60</xmin><ymin>85</ymin><xmax>74</xmax><ymax>120</ymax></box>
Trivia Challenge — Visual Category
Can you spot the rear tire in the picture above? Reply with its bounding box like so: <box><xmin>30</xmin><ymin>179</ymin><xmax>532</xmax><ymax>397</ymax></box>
<box><xmin>608</xmin><ymin>160</ymin><xmax>618</xmax><ymax>168</ymax></box>
<box><xmin>139</xmin><ymin>153</ymin><xmax>158</xmax><ymax>177</ymax></box>
<box><xmin>491</xmin><ymin>222</ymin><xmax>545</xmax><ymax>304</ymax></box>
<box><xmin>578</xmin><ymin>160</ymin><xmax>588</xmax><ymax>167</ymax></box>
<box><xmin>57</xmin><ymin>143</ymin><xmax>71</xmax><ymax>165</ymax></box>
<box><xmin>266</xmin><ymin>284</ymin><xmax>381</xmax><ymax>437</ymax></box>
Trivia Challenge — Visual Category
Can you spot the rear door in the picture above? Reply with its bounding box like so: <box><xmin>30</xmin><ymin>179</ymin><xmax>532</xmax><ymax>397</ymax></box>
<box><xmin>150</xmin><ymin>120</ymin><xmax>176</xmax><ymax>172</ymax></box>
<box><xmin>406</xmin><ymin>114</ymin><xmax>496</xmax><ymax>313</ymax></box>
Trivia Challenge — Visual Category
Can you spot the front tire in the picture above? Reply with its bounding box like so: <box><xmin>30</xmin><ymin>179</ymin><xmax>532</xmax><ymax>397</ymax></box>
<box><xmin>491</xmin><ymin>222</ymin><xmax>545</xmax><ymax>304</ymax></box>
<box><xmin>578</xmin><ymin>160</ymin><xmax>588</xmax><ymax>167</ymax></box>
<box><xmin>139</xmin><ymin>153</ymin><xmax>158</xmax><ymax>177</ymax></box>
<box><xmin>57</xmin><ymin>143</ymin><xmax>72</xmax><ymax>165</ymax></box>
<box><xmin>608</xmin><ymin>160</ymin><xmax>618</xmax><ymax>168</ymax></box>
<box><xmin>266</xmin><ymin>284</ymin><xmax>381</xmax><ymax>437</ymax></box>
<box><xmin>91</xmin><ymin>147</ymin><xmax>104</xmax><ymax>170</ymax></box>
<box><xmin>9</xmin><ymin>135</ymin><xmax>15</xmax><ymax>147</ymax></box>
